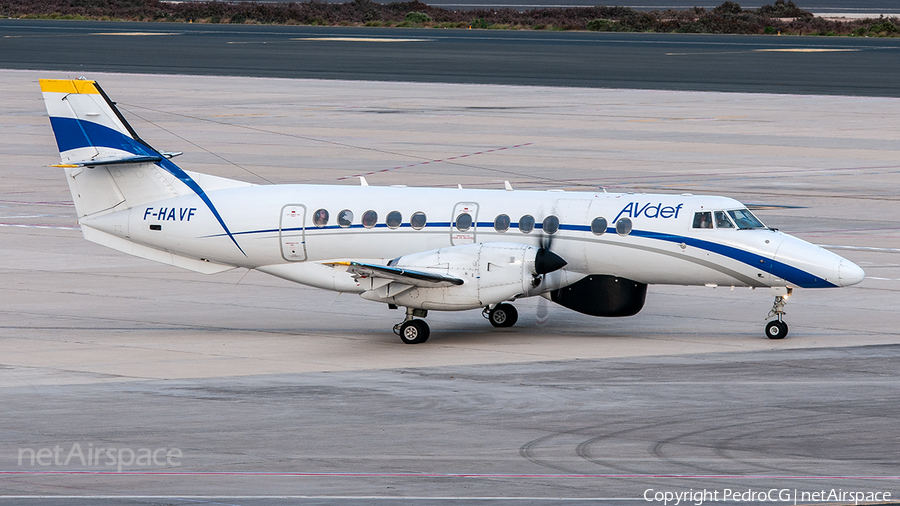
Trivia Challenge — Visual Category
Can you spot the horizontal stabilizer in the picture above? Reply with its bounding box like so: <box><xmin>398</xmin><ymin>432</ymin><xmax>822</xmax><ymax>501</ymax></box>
<box><xmin>325</xmin><ymin>261</ymin><xmax>464</xmax><ymax>287</ymax></box>
<box><xmin>52</xmin><ymin>154</ymin><xmax>163</xmax><ymax>168</ymax></box>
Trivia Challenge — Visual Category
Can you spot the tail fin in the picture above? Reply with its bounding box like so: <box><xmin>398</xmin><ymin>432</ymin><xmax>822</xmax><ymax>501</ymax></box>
<box><xmin>41</xmin><ymin>78</ymin><xmax>252</xmax><ymax>259</ymax></box>
<box><xmin>40</xmin><ymin>78</ymin><xmax>191</xmax><ymax>218</ymax></box>
<box><xmin>40</xmin><ymin>78</ymin><xmax>162</xmax><ymax>165</ymax></box>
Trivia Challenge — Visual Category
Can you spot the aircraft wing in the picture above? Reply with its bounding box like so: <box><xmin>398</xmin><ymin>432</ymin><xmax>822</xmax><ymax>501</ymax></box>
<box><xmin>325</xmin><ymin>261</ymin><xmax>464</xmax><ymax>288</ymax></box>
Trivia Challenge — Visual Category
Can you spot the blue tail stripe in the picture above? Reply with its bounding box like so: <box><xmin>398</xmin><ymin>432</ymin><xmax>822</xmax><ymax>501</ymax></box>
<box><xmin>51</xmin><ymin>116</ymin><xmax>246</xmax><ymax>256</ymax></box>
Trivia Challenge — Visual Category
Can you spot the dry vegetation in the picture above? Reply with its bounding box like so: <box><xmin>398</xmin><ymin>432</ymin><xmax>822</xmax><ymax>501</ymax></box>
<box><xmin>2</xmin><ymin>0</ymin><xmax>898</xmax><ymax>36</ymax></box>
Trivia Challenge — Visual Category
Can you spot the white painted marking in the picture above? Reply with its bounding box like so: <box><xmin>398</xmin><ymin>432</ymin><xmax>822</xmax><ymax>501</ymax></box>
<box><xmin>291</xmin><ymin>37</ymin><xmax>433</xmax><ymax>42</ymax></box>
<box><xmin>0</xmin><ymin>223</ymin><xmax>77</xmax><ymax>230</ymax></box>
<box><xmin>92</xmin><ymin>32</ymin><xmax>179</xmax><ymax>36</ymax></box>
<box><xmin>0</xmin><ymin>496</ymin><xmax>640</xmax><ymax>501</ymax></box>
<box><xmin>755</xmin><ymin>48</ymin><xmax>861</xmax><ymax>53</ymax></box>
<box><xmin>819</xmin><ymin>244</ymin><xmax>900</xmax><ymax>253</ymax></box>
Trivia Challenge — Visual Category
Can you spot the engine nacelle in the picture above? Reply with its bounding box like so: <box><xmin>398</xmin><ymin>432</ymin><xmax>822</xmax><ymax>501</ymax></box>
<box><xmin>360</xmin><ymin>242</ymin><xmax>567</xmax><ymax>311</ymax></box>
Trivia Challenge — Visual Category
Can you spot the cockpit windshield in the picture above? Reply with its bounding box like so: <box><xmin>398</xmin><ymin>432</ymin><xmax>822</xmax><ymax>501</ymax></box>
<box><xmin>727</xmin><ymin>209</ymin><xmax>766</xmax><ymax>230</ymax></box>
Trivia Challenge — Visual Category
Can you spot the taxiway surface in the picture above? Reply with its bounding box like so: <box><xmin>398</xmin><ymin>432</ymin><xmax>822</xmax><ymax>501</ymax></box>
<box><xmin>2</xmin><ymin>71</ymin><xmax>899</xmax><ymax>503</ymax></box>
<box><xmin>2</xmin><ymin>20</ymin><xmax>900</xmax><ymax>96</ymax></box>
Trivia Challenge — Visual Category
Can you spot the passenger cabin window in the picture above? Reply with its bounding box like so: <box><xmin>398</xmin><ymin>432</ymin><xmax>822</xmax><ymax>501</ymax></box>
<box><xmin>616</xmin><ymin>218</ymin><xmax>632</xmax><ymax>236</ymax></box>
<box><xmin>456</xmin><ymin>213</ymin><xmax>473</xmax><ymax>232</ymax></box>
<box><xmin>591</xmin><ymin>217</ymin><xmax>607</xmax><ymax>236</ymax></box>
<box><xmin>338</xmin><ymin>209</ymin><xmax>353</xmax><ymax>228</ymax></box>
<box><xmin>362</xmin><ymin>210</ymin><xmax>378</xmax><ymax>229</ymax></box>
<box><xmin>715</xmin><ymin>211</ymin><xmax>734</xmax><ymax>229</ymax></box>
<box><xmin>519</xmin><ymin>215</ymin><xmax>535</xmax><ymax>234</ymax></box>
<box><xmin>693</xmin><ymin>211</ymin><xmax>712</xmax><ymax>229</ymax></box>
<box><xmin>386</xmin><ymin>211</ymin><xmax>402</xmax><ymax>229</ymax></box>
<box><xmin>494</xmin><ymin>214</ymin><xmax>510</xmax><ymax>233</ymax></box>
<box><xmin>542</xmin><ymin>216</ymin><xmax>559</xmax><ymax>234</ymax></box>
<box><xmin>728</xmin><ymin>209</ymin><xmax>766</xmax><ymax>230</ymax></box>
<box><xmin>410</xmin><ymin>212</ymin><xmax>426</xmax><ymax>230</ymax></box>
<box><xmin>313</xmin><ymin>208</ymin><xmax>329</xmax><ymax>227</ymax></box>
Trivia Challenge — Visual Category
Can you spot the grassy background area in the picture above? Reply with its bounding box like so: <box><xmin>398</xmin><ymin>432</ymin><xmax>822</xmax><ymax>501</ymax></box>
<box><xmin>2</xmin><ymin>0</ymin><xmax>898</xmax><ymax>35</ymax></box>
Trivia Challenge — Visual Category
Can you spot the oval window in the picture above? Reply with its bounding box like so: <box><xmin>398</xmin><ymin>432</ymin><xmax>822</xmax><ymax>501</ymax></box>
<box><xmin>519</xmin><ymin>215</ymin><xmax>535</xmax><ymax>234</ymax></box>
<box><xmin>494</xmin><ymin>214</ymin><xmax>510</xmax><ymax>233</ymax></box>
<box><xmin>338</xmin><ymin>209</ymin><xmax>353</xmax><ymax>228</ymax></box>
<box><xmin>616</xmin><ymin>217</ymin><xmax>632</xmax><ymax>236</ymax></box>
<box><xmin>410</xmin><ymin>212</ymin><xmax>426</xmax><ymax>230</ymax></box>
<box><xmin>542</xmin><ymin>215</ymin><xmax>559</xmax><ymax>234</ymax></box>
<box><xmin>361</xmin><ymin>210</ymin><xmax>378</xmax><ymax>229</ymax></box>
<box><xmin>386</xmin><ymin>211</ymin><xmax>402</xmax><ymax>229</ymax></box>
<box><xmin>312</xmin><ymin>208</ymin><xmax>329</xmax><ymax>227</ymax></box>
<box><xmin>456</xmin><ymin>213</ymin><xmax>473</xmax><ymax>232</ymax></box>
<box><xmin>591</xmin><ymin>217</ymin><xmax>607</xmax><ymax>236</ymax></box>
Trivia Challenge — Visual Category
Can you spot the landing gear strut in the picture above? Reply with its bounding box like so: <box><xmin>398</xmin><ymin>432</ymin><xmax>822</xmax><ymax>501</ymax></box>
<box><xmin>393</xmin><ymin>307</ymin><xmax>429</xmax><ymax>344</ymax></box>
<box><xmin>483</xmin><ymin>303</ymin><xmax>518</xmax><ymax>328</ymax></box>
<box><xmin>765</xmin><ymin>293</ymin><xmax>789</xmax><ymax>339</ymax></box>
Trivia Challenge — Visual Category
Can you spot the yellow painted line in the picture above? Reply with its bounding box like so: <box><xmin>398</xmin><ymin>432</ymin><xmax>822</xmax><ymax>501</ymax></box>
<box><xmin>291</xmin><ymin>37</ymin><xmax>432</xmax><ymax>42</ymax></box>
<box><xmin>754</xmin><ymin>48</ymin><xmax>860</xmax><ymax>53</ymax></box>
<box><xmin>91</xmin><ymin>32</ymin><xmax>179</xmax><ymax>36</ymax></box>
<box><xmin>39</xmin><ymin>79</ymin><xmax>99</xmax><ymax>95</ymax></box>
<box><xmin>668</xmin><ymin>49</ymin><xmax>859</xmax><ymax>56</ymax></box>
<box><xmin>209</xmin><ymin>114</ymin><xmax>268</xmax><ymax>118</ymax></box>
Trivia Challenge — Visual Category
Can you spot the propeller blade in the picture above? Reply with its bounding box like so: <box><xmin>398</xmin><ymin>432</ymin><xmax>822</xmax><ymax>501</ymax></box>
<box><xmin>534</xmin><ymin>248</ymin><xmax>567</xmax><ymax>275</ymax></box>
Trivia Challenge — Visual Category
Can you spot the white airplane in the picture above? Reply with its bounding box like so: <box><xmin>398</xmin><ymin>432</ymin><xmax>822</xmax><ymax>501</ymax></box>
<box><xmin>40</xmin><ymin>78</ymin><xmax>865</xmax><ymax>344</ymax></box>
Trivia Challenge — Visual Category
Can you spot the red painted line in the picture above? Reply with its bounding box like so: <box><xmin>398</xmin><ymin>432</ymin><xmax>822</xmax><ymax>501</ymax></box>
<box><xmin>336</xmin><ymin>143</ymin><xmax>534</xmax><ymax>181</ymax></box>
<box><xmin>1</xmin><ymin>471</ymin><xmax>897</xmax><ymax>480</ymax></box>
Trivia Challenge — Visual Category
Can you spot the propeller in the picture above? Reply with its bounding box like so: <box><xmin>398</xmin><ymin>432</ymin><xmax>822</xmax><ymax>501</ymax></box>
<box><xmin>533</xmin><ymin>212</ymin><xmax>567</xmax><ymax>326</ymax></box>
<box><xmin>533</xmin><ymin>247</ymin><xmax>567</xmax><ymax>275</ymax></box>
<box><xmin>533</xmin><ymin>214</ymin><xmax>567</xmax><ymax>275</ymax></box>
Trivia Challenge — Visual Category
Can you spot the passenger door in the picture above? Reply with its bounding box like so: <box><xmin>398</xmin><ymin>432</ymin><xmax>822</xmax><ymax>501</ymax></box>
<box><xmin>279</xmin><ymin>204</ymin><xmax>307</xmax><ymax>261</ymax></box>
<box><xmin>451</xmin><ymin>202</ymin><xmax>479</xmax><ymax>245</ymax></box>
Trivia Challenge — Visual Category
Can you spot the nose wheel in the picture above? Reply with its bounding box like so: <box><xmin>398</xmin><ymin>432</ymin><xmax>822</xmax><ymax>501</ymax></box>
<box><xmin>765</xmin><ymin>319</ymin><xmax>788</xmax><ymax>339</ymax></box>
<box><xmin>765</xmin><ymin>295</ymin><xmax>789</xmax><ymax>339</ymax></box>
<box><xmin>393</xmin><ymin>307</ymin><xmax>430</xmax><ymax>344</ymax></box>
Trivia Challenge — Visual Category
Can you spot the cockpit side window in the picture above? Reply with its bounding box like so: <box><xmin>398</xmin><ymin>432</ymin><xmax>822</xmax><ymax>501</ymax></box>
<box><xmin>714</xmin><ymin>211</ymin><xmax>734</xmax><ymax>229</ymax></box>
<box><xmin>728</xmin><ymin>209</ymin><xmax>766</xmax><ymax>230</ymax></box>
<box><xmin>693</xmin><ymin>211</ymin><xmax>712</xmax><ymax>229</ymax></box>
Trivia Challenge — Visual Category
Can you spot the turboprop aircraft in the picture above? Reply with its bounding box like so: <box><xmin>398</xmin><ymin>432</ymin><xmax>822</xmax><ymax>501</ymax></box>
<box><xmin>39</xmin><ymin>78</ymin><xmax>866</xmax><ymax>344</ymax></box>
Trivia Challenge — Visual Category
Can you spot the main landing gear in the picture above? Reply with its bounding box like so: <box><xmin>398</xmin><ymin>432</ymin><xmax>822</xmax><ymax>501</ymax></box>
<box><xmin>483</xmin><ymin>303</ymin><xmax>518</xmax><ymax>328</ymax></box>
<box><xmin>394</xmin><ymin>307</ymin><xmax>430</xmax><ymax>344</ymax></box>
<box><xmin>393</xmin><ymin>303</ymin><xmax>521</xmax><ymax>344</ymax></box>
<box><xmin>765</xmin><ymin>291</ymin><xmax>790</xmax><ymax>340</ymax></box>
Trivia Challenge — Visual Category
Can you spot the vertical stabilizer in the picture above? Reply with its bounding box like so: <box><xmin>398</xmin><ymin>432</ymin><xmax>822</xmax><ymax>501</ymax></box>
<box><xmin>40</xmin><ymin>78</ymin><xmax>187</xmax><ymax>217</ymax></box>
<box><xmin>40</xmin><ymin>78</ymin><xmax>251</xmax><ymax>256</ymax></box>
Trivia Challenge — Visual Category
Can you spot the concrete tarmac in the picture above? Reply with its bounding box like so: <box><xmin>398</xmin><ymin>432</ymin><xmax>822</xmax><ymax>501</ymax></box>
<box><xmin>2</xmin><ymin>70</ymin><xmax>900</xmax><ymax>503</ymax></box>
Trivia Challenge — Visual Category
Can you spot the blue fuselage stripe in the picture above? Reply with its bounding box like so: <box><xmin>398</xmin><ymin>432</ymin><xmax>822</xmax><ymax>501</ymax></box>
<box><xmin>224</xmin><ymin>220</ymin><xmax>835</xmax><ymax>288</ymax></box>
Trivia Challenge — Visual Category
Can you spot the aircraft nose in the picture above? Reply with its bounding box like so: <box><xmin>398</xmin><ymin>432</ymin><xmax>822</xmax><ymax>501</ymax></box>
<box><xmin>839</xmin><ymin>259</ymin><xmax>865</xmax><ymax>287</ymax></box>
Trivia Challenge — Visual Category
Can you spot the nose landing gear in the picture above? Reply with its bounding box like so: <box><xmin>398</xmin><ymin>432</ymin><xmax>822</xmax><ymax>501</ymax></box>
<box><xmin>394</xmin><ymin>307</ymin><xmax>429</xmax><ymax>344</ymax></box>
<box><xmin>765</xmin><ymin>289</ymin><xmax>791</xmax><ymax>339</ymax></box>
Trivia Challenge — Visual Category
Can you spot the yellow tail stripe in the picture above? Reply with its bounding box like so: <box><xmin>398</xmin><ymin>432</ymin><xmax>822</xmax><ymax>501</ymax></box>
<box><xmin>39</xmin><ymin>79</ymin><xmax>100</xmax><ymax>95</ymax></box>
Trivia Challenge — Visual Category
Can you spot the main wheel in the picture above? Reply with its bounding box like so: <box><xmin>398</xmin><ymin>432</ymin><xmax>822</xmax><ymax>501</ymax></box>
<box><xmin>488</xmin><ymin>303</ymin><xmax>518</xmax><ymax>328</ymax></box>
<box><xmin>399</xmin><ymin>319</ymin><xmax>430</xmax><ymax>344</ymax></box>
<box><xmin>765</xmin><ymin>320</ymin><xmax>788</xmax><ymax>339</ymax></box>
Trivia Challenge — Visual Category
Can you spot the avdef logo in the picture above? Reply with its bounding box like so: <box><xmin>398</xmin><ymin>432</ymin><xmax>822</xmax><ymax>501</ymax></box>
<box><xmin>614</xmin><ymin>202</ymin><xmax>683</xmax><ymax>223</ymax></box>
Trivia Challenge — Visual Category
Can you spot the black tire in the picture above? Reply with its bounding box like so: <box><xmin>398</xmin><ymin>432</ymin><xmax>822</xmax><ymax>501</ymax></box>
<box><xmin>765</xmin><ymin>320</ymin><xmax>787</xmax><ymax>340</ymax></box>
<box><xmin>489</xmin><ymin>303</ymin><xmax>518</xmax><ymax>328</ymax></box>
<box><xmin>399</xmin><ymin>319</ymin><xmax>430</xmax><ymax>344</ymax></box>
